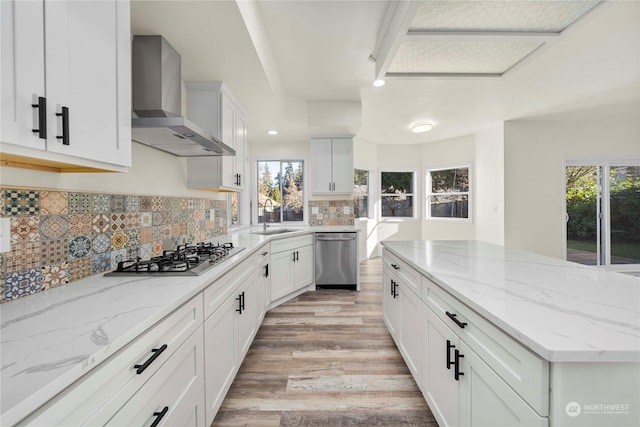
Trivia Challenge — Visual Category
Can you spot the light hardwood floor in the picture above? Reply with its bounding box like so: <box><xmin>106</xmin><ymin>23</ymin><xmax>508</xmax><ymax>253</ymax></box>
<box><xmin>212</xmin><ymin>258</ymin><xmax>437</xmax><ymax>426</ymax></box>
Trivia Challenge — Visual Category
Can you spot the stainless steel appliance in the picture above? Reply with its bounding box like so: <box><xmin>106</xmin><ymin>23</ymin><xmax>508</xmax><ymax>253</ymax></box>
<box><xmin>315</xmin><ymin>232</ymin><xmax>358</xmax><ymax>290</ymax></box>
<box><xmin>105</xmin><ymin>242</ymin><xmax>244</xmax><ymax>276</ymax></box>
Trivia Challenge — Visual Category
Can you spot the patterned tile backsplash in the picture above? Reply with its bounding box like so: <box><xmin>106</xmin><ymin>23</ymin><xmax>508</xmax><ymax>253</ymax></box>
<box><xmin>308</xmin><ymin>200</ymin><xmax>355</xmax><ymax>226</ymax></box>
<box><xmin>0</xmin><ymin>188</ymin><xmax>227</xmax><ymax>303</ymax></box>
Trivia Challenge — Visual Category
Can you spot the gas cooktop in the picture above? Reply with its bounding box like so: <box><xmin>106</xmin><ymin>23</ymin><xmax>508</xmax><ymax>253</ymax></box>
<box><xmin>104</xmin><ymin>242</ymin><xmax>244</xmax><ymax>277</ymax></box>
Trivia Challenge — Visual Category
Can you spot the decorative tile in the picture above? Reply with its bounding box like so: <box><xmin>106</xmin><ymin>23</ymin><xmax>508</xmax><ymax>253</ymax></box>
<box><xmin>126</xmin><ymin>212</ymin><xmax>140</xmax><ymax>228</ymax></box>
<box><xmin>126</xmin><ymin>246</ymin><xmax>139</xmax><ymax>261</ymax></box>
<box><xmin>172</xmin><ymin>223</ymin><xmax>180</xmax><ymax>237</ymax></box>
<box><xmin>194</xmin><ymin>210</ymin><xmax>202</xmax><ymax>222</ymax></box>
<box><xmin>92</xmin><ymin>214</ymin><xmax>110</xmax><ymax>234</ymax></box>
<box><xmin>152</xmin><ymin>226</ymin><xmax>162</xmax><ymax>242</ymax></box>
<box><xmin>162</xmin><ymin>225</ymin><xmax>172</xmax><ymax>240</ymax></box>
<box><xmin>110</xmin><ymin>231</ymin><xmax>128</xmax><ymax>250</ymax></box>
<box><xmin>41</xmin><ymin>239</ymin><xmax>68</xmax><ymax>265</ymax></box>
<box><xmin>162</xmin><ymin>238</ymin><xmax>175</xmax><ymax>250</ymax></box>
<box><xmin>110</xmin><ymin>195</ymin><xmax>125</xmax><ymax>213</ymax></box>
<box><xmin>180</xmin><ymin>198</ymin><xmax>189</xmax><ymax>210</ymax></box>
<box><xmin>92</xmin><ymin>194</ymin><xmax>110</xmax><ymax>214</ymax></box>
<box><xmin>68</xmin><ymin>193</ymin><xmax>91</xmax><ymax>214</ymax></box>
<box><xmin>92</xmin><ymin>234</ymin><xmax>110</xmax><ymax>254</ymax></box>
<box><xmin>92</xmin><ymin>253</ymin><xmax>111</xmax><ymax>274</ymax></box>
<box><xmin>140</xmin><ymin>212</ymin><xmax>152</xmax><ymax>227</ymax></box>
<box><xmin>151</xmin><ymin>196</ymin><xmax>163</xmax><ymax>212</ymax></box>
<box><xmin>69</xmin><ymin>236</ymin><xmax>92</xmax><ymax>259</ymax></box>
<box><xmin>110</xmin><ymin>213</ymin><xmax>127</xmax><ymax>232</ymax></box>
<box><xmin>162</xmin><ymin>210</ymin><xmax>173</xmax><ymax>225</ymax></box>
<box><xmin>68</xmin><ymin>214</ymin><xmax>92</xmax><ymax>236</ymax></box>
<box><xmin>40</xmin><ymin>191</ymin><xmax>68</xmax><ymax>215</ymax></box>
<box><xmin>140</xmin><ymin>227</ymin><xmax>153</xmax><ymax>244</ymax></box>
<box><xmin>180</xmin><ymin>223</ymin><xmax>188</xmax><ymax>235</ymax></box>
<box><xmin>187</xmin><ymin>198</ymin><xmax>194</xmax><ymax>210</ymax></box>
<box><xmin>125</xmin><ymin>195</ymin><xmax>140</xmax><ymax>212</ymax></box>
<box><xmin>39</xmin><ymin>215</ymin><xmax>69</xmax><ymax>240</ymax></box>
<box><xmin>140</xmin><ymin>196</ymin><xmax>153</xmax><ymax>211</ymax></box>
<box><xmin>0</xmin><ymin>190</ymin><xmax>5</xmax><ymax>216</ymax></box>
<box><xmin>42</xmin><ymin>262</ymin><xmax>69</xmax><ymax>290</ymax></box>
<box><xmin>171</xmin><ymin>209</ymin><xmax>181</xmax><ymax>223</ymax></box>
<box><xmin>110</xmin><ymin>249</ymin><xmax>127</xmax><ymax>270</ymax></box>
<box><xmin>5</xmin><ymin>268</ymin><xmax>43</xmax><ymax>300</ymax></box>
<box><xmin>11</xmin><ymin>216</ymin><xmax>40</xmax><ymax>243</ymax></box>
<box><xmin>69</xmin><ymin>258</ymin><xmax>92</xmax><ymax>281</ymax></box>
<box><xmin>126</xmin><ymin>228</ymin><xmax>140</xmax><ymax>247</ymax></box>
<box><xmin>162</xmin><ymin>198</ymin><xmax>172</xmax><ymax>211</ymax></box>
<box><xmin>180</xmin><ymin>210</ymin><xmax>189</xmax><ymax>222</ymax></box>
<box><xmin>152</xmin><ymin>241</ymin><xmax>163</xmax><ymax>256</ymax></box>
<box><xmin>5</xmin><ymin>190</ymin><xmax>39</xmax><ymax>216</ymax></box>
<box><xmin>138</xmin><ymin>243</ymin><xmax>152</xmax><ymax>260</ymax></box>
<box><xmin>6</xmin><ymin>242</ymin><xmax>40</xmax><ymax>273</ymax></box>
<box><xmin>152</xmin><ymin>212</ymin><xmax>163</xmax><ymax>226</ymax></box>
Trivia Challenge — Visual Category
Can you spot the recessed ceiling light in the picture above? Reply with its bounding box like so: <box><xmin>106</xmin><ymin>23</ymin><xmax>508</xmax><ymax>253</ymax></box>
<box><xmin>268</xmin><ymin>130</ymin><xmax>278</xmax><ymax>135</ymax></box>
<box><xmin>410</xmin><ymin>122</ymin><xmax>434</xmax><ymax>133</ymax></box>
<box><xmin>373</xmin><ymin>79</ymin><xmax>386</xmax><ymax>87</ymax></box>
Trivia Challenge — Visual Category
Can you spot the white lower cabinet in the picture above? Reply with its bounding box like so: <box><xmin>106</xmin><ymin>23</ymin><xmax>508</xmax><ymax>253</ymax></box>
<box><xmin>270</xmin><ymin>235</ymin><xmax>314</xmax><ymax>302</ymax></box>
<box><xmin>397</xmin><ymin>281</ymin><xmax>422</xmax><ymax>386</ymax></box>
<box><xmin>382</xmin><ymin>267</ymin><xmax>399</xmax><ymax>338</ymax></box>
<box><xmin>255</xmin><ymin>247</ymin><xmax>271</xmax><ymax>321</ymax></box>
<box><xmin>235</xmin><ymin>275</ymin><xmax>257</xmax><ymax>361</ymax></box>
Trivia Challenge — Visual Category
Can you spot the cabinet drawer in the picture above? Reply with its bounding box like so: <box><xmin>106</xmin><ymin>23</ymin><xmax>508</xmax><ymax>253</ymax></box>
<box><xmin>252</xmin><ymin>243</ymin><xmax>270</xmax><ymax>265</ymax></box>
<box><xmin>383</xmin><ymin>249</ymin><xmax>421</xmax><ymax>298</ymax></box>
<box><xmin>21</xmin><ymin>295</ymin><xmax>203</xmax><ymax>426</ymax></box>
<box><xmin>422</xmin><ymin>277</ymin><xmax>549</xmax><ymax>416</ymax></box>
<box><xmin>203</xmin><ymin>258</ymin><xmax>254</xmax><ymax>319</ymax></box>
<box><xmin>271</xmin><ymin>234</ymin><xmax>313</xmax><ymax>253</ymax></box>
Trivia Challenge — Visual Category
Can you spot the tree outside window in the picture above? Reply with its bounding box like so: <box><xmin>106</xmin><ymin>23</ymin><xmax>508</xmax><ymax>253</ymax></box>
<box><xmin>354</xmin><ymin>169</ymin><xmax>369</xmax><ymax>218</ymax></box>
<box><xmin>427</xmin><ymin>165</ymin><xmax>470</xmax><ymax>220</ymax></box>
<box><xmin>381</xmin><ymin>171</ymin><xmax>415</xmax><ymax>218</ymax></box>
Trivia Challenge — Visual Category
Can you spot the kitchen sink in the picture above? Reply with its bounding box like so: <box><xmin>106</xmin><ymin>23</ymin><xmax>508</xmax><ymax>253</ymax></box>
<box><xmin>251</xmin><ymin>228</ymin><xmax>297</xmax><ymax>236</ymax></box>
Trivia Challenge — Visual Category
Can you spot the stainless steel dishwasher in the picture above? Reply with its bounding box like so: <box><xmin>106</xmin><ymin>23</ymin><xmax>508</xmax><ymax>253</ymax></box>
<box><xmin>315</xmin><ymin>232</ymin><xmax>358</xmax><ymax>290</ymax></box>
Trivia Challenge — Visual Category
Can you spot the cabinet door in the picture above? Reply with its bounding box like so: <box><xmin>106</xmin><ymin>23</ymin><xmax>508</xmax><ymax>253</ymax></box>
<box><xmin>293</xmin><ymin>244</ymin><xmax>314</xmax><ymax>290</ymax></box>
<box><xmin>270</xmin><ymin>250</ymin><xmax>295</xmax><ymax>301</ymax></box>
<box><xmin>310</xmin><ymin>138</ymin><xmax>333</xmax><ymax>193</ymax></box>
<box><xmin>106</xmin><ymin>327</ymin><xmax>205</xmax><ymax>427</ymax></box>
<box><xmin>1</xmin><ymin>0</ymin><xmax>46</xmax><ymax>150</ymax></box>
<box><xmin>382</xmin><ymin>268</ymin><xmax>399</xmax><ymax>339</ymax></box>
<box><xmin>44</xmin><ymin>0</ymin><xmax>130</xmax><ymax>167</ymax></box>
<box><xmin>459</xmin><ymin>341</ymin><xmax>548</xmax><ymax>427</ymax></box>
<box><xmin>330</xmin><ymin>138</ymin><xmax>354</xmax><ymax>193</ymax></box>
<box><xmin>398</xmin><ymin>283</ymin><xmax>422</xmax><ymax>387</ymax></box>
<box><xmin>256</xmin><ymin>259</ymin><xmax>271</xmax><ymax>319</ymax></box>
<box><xmin>203</xmin><ymin>296</ymin><xmax>237</xmax><ymax>426</ymax></box>
<box><xmin>235</xmin><ymin>275</ymin><xmax>257</xmax><ymax>362</ymax></box>
<box><xmin>424</xmin><ymin>305</ymin><xmax>460</xmax><ymax>427</ymax></box>
<box><xmin>235</xmin><ymin>109</ymin><xmax>247</xmax><ymax>190</ymax></box>
<box><xmin>220</xmin><ymin>91</ymin><xmax>236</xmax><ymax>188</ymax></box>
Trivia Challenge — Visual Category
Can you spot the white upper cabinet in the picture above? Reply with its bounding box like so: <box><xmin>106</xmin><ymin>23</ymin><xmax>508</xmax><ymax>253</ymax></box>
<box><xmin>310</xmin><ymin>137</ymin><xmax>353</xmax><ymax>194</ymax></box>
<box><xmin>186</xmin><ymin>82</ymin><xmax>246</xmax><ymax>192</ymax></box>
<box><xmin>0</xmin><ymin>0</ymin><xmax>131</xmax><ymax>172</ymax></box>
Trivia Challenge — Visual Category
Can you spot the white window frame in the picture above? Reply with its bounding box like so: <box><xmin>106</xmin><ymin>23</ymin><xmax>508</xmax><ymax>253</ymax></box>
<box><xmin>379</xmin><ymin>170</ymin><xmax>418</xmax><ymax>220</ymax></box>
<box><xmin>425</xmin><ymin>164</ymin><xmax>472</xmax><ymax>223</ymax></box>
<box><xmin>254</xmin><ymin>158</ymin><xmax>308</xmax><ymax>225</ymax></box>
<box><xmin>354</xmin><ymin>168</ymin><xmax>372</xmax><ymax>219</ymax></box>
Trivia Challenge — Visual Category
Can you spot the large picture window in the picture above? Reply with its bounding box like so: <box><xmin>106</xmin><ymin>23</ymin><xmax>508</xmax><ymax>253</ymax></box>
<box><xmin>257</xmin><ymin>160</ymin><xmax>304</xmax><ymax>224</ymax></box>
<box><xmin>381</xmin><ymin>171</ymin><xmax>415</xmax><ymax>218</ymax></box>
<box><xmin>426</xmin><ymin>165</ymin><xmax>470</xmax><ymax>220</ymax></box>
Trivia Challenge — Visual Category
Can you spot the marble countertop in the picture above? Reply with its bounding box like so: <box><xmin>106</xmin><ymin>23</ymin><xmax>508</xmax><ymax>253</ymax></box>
<box><xmin>381</xmin><ymin>240</ymin><xmax>640</xmax><ymax>363</ymax></box>
<box><xmin>0</xmin><ymin>225</ymin><xmax>356</xmax><ymax>424</ymax></box>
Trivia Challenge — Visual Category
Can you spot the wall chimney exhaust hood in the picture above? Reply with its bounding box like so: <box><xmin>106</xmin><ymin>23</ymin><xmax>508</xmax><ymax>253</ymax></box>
<box><xmin>131</xmin><ymin>35</ymin><xmax>235</xmax><ymax>157</ymax></box>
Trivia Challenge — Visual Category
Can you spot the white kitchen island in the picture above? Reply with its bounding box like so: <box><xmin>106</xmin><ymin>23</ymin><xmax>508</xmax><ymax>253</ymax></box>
<box><xmin>381</xmin><ymin>240</ymin><xmax>640</xmax><ymax>427</ymax></box>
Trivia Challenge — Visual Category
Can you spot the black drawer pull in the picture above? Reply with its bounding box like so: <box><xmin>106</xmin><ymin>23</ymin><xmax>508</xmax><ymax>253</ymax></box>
<box><xmin>150</xmin><ymin>406</ymin><xmax>169</xmax><ymax>427</ymax></box>
<box><xmin>454</xmin><ymin>349</ymin><xmax>464</xmax><ymax>381</ymax></box>
<box><xmin>446</xmin><ymin>339</ymin><xmax>455</xmax><ymax>370</ymax></box>
<box><xmin>445</xmin><ymin>311</ymin><xmax>467</xmax><ymax>329</ymax></box>
<box><xmin>55</xmin><ymin>106</ymin><xmax>69</xmax><ymax>145</ymax></box>
<box><xmin>236</xmin><ymin>291</ymin><xmax>245</xmax><ymax>314</ymax></box>
<box><xmin>31</xmin><ymin>96</ymin><xmax>47</xmax><ymax>139</ymax></box>
<box><xmin>261</xmin><ymin>251</ymin><xmax>268</xmax><ymax>256</ymax></box>
<box><xmin>263</xmin><ymin>263</ymin><xmax>269</xmax><ymax>278</ymax></box>
<box><xmin>391</xmin><ymin>263</ymin><xmax>400</xmax><ymax>270</ymax></box>
<box><xmin>134</xmin><ymin>344</ymin><xmax>167</xmax><ymax>374</ymax></box>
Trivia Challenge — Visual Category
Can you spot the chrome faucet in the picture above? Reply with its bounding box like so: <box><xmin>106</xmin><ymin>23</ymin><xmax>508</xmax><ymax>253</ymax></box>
<box><xmin>263</xmin><ymin>198</ymin><xmax>273</xmax><ymax>231</ymax></box>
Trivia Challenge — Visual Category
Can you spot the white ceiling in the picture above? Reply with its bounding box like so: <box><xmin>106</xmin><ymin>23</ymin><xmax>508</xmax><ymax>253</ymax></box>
<box><xmin>130</xmin><ymin>1</ymin><xmax>640</xmax><ymax>147</ymax></box>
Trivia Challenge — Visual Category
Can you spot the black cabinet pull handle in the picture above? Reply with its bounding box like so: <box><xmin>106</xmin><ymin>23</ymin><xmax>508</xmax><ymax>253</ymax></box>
<box><xmin>446</xmin><ymin>339</ymin><xmax>455</xmax><ymax>370</ymax></box>
<box><xmin>261</xmin><ymin>251</ymin><xmax>268</xmax><ymax>256</ymax></box>
<box><xmin>150</xmin><ymin>406</ymin><xmax>169</xmax><ymax>427</ymax></box>
<box><xmin>391</xmin><ymin>263</ymin><xmax>400</xmax><ymax>270</ymax></box>
<box><xmin>238</xmin><ymin>174</ymin><xmax>241</xmax><ymax>186</ymax></box>
<box><xmin>134</xmin><ymin>344</ymin><xmax>167</xmax><ymax>374</ymax></box>
<box><xmin>292</xmin><ymin>251</ymin><xmax>296</xmax><ymax>262</ymax></box>
<box><xmin>31</xmin><ymin>96</ymin><xmax>47</xmax><ymax>139</ymax></box>
<box><xmin>241</xmin><ymin>291</ymin><xmax>245</xmax><ymax>311</ymax></box>
<box><xmin>454</xmin><ymin>349</ymin><xmax>465</xmax><ymax>381</ymax></box>
<box><xmin>263</xmin><ymin>263</ymin><xmax>269</xmax><ymax>278</ymax></box>
<box><xmin>236</xmin><ymin>291</ymin><xmax>245</xmax><ymax>314</ymax></box>
<box><xmin>391</xmin><ymin>280</ymin><xmax>398</xmax><ymax>298</ymax></box>
<box><xmin>390</xmin><ymin>279</ymin><xmax>394</xmax><ymax>296</ymax></box>
<box><xmin>295</xmin><ymin>251</ymin><xmax>299</xmax><ymax>261</ymax></box>
<box><xmin>445</xmin><ymin>311</ymin><xmax>467</xmax><ymax>329</ymax></box>
<box><xmin>55</xmin><ymin>106</ymin><xmax>69</xmax><ymax>145</ymax></box>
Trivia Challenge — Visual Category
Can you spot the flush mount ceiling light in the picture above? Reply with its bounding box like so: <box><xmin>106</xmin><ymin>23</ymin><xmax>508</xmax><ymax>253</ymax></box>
<box><xmin>410</xmin><ymin>122</ymin><xmax>434</xmax><ymax>133</ymax></box>
<box><xmin>268</xmin><ymin>130</ymin><xmax>278</xmax><ymax>135</ymax></box>
<box><xmin>373</xmin><ymin>79</ymin><xmax>386</xmax><ymax>87</ymax></box>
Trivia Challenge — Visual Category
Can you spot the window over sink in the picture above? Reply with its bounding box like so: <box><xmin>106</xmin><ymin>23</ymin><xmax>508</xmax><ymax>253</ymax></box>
<box><xmin>257</xmin><ymin>160</ymin><xmax>305</xmax><ymax>224</ymax></box>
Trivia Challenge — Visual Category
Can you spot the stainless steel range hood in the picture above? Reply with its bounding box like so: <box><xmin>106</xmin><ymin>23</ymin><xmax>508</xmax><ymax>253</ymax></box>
<box><xmin>131</xmin><ymin>36</ymin><xmax>235</xmax><ymax>157</ymax></box>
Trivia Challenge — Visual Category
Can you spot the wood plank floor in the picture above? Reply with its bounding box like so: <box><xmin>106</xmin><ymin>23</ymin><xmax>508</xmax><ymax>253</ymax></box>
<box><xmin>212</xmin><ymin>258</ymin><xmax>438</xmax><ymax>426</ymax></box>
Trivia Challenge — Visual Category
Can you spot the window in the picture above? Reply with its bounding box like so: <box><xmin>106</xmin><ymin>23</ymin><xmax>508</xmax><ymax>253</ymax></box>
<box><xmin>257</xmin><ymin>160</ymin><xmax>304</xmax><ymax>223</ymax></box>
<box><xmin>381</xmin><ymin>171</ymin><xmax>415</xmax><ymax>218</ymax></box>
<box><xmin>565</xmin><ymin>162</ymin><xmax>640</xmax><ymax>268</ymax></box>
<box><xmin>354</xmin><ymin>169</ymin><xmax>369</xmax><ymax>218</ymax></box>
<box><xmin>426</xmin><ymin>165</ymin><xmax>470</xmax><ymax>220</ymax></box>
<box><xmin>229</xmin><ymin>192</ymin><xmax>239</xmax><ymax>226</ymax></box>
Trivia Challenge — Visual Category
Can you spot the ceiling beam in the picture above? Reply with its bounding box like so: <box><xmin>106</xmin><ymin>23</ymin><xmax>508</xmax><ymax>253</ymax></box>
<box><xmin>406</xmin><ymin>31</ymin><xmax>561</xmax><ymax>43</ymax></box>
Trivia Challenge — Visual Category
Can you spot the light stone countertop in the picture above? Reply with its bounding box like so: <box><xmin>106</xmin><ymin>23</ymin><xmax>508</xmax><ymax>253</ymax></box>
<box><xmin>381</xmin><ymin>240</ymin><xmax>640</xmax><ymax>363</ymax></box>
<box><xmin>0</xmin><ymin>226</ymin><xmax>357</xmax><ymax>425</ymax></box>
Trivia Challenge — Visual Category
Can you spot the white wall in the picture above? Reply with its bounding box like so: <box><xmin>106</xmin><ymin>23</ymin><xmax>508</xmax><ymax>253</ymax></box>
<box><xmin>475</xmin><ymin>124</ymin><xmax>505</xmax><ymax>245</ymax></box>
<box><xmin>504</xmin><ymin>117</ymin><xmax>640</xmax><ymax>258</ymax></box>
<box><xmin>353</xmin><ymin>137</ymin><xmax>379</xmax><ymax>259</ymax></box>
<box><xmin>421</xmin><ymin>135</ymin><xmax>476</xmax><ymax>241</ymax></box>
<box><xmin>0</xmin><ymin>143</ymin><xmax>226</xmax><ymax>200</ymax></box>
